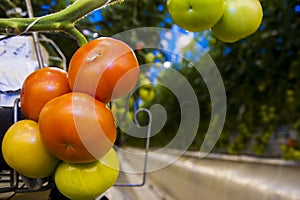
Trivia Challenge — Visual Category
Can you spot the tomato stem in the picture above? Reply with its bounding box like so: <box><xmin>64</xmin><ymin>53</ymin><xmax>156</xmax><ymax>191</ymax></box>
<box><xmin>65</xmin><ymin>26</ymin><xmax>89</xmax><ymax>47</ymax></box>
<box><xmin>0</xmin><ymin>0</ymin><xmax>122</xmax><ymax>46</ymax></box>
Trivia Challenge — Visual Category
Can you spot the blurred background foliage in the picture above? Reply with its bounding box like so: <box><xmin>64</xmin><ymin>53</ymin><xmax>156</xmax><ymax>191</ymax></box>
<box><xmin>0</xmin><ymin>0</ymin><xmax>299</xmax><ymax>159</ymax></box>
<box><xmin>210</xmin><ymin>0</ymin><xmax>300</xmax><ymax>159</ymax></box>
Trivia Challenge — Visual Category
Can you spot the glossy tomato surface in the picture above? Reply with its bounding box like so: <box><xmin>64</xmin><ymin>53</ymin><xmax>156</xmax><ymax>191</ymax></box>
<box><xmin>20</xmin><ymin>67</ymin><xmax>71</xmax><ymax>121</ymax></box>
<box><xmin>68</xmin><ymin>37</ymin><xmax>140</xmax><ymax>103</ymax></box>
<box><xmin>1</xmin><ymin>120</ymin><xmax>60</xmax><ymax>178</ymax></box>
<box><xmin>54</xmin><ymin>148</ymin><xmax>119</xmax><ymax>200</ymax></box>
<box><xmin>39</xmin><ymin>92</ymin><xmax>116</xmax><ymax>163</ymax></box>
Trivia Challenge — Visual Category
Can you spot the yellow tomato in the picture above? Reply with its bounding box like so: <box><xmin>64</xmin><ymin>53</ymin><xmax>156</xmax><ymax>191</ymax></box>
<box><xmin>2</xmin><ymin>120</ymin><xmax>60</xmax><ymax>178</ymax></box>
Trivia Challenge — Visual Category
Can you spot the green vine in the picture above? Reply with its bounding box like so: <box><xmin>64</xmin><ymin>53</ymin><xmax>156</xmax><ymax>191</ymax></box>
<box><xmin>0</xmin><ymin>0</ymin><xmax>122</xmax><ymax>46</ymax></box>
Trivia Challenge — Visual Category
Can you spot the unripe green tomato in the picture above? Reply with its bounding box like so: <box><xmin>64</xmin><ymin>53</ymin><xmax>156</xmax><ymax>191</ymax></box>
<box><xmin>167</xmin><ymin>0</ymin><xmax>224</xmax><ymax>32</ymax></box>
<box><xmin>54</xmin><ymin>148</ymin><xmax>120</xmax><ymax>200</ymax></box>
<box><xmin>212</xmin><ymin>0</ymin><xmax>263</xmax><ymax>43</ymax></box>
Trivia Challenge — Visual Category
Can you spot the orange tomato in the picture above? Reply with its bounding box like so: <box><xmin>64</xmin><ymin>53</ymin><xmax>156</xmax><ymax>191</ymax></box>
<box><xmin>20</xmin><ymin>67</ymin><xmax>71</xmax><ymax>121</ymax></box>
<box><xmin>38</xmin><ymin>92</ymin><xmax>116</xmax><ymax>163</ymax></box>
<box><xmin>67</xmin><ymin>37</ymin><xmax>140</xmax><ymax>103</ymax></box>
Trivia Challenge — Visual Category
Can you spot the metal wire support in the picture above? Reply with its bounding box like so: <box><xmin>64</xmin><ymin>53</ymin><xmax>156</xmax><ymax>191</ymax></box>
<box><xmin>13</xmin><ymin>98</ymin><xmax>20</xmax><ymax>123</ymax></box>
<box><xmin>0</xmin><ymin>98</ymin><xmax>52</xmax><ymax>195</ymax></box>
<box><xmin>39</xmin><ymin>35</ymin><xmax>67</xmax><ymax>71</ymax></box>
<box><xmin>114</xmin><ymin>108</ymin><xmax>152</xmax><ymax>187</ymax></box>
<box><xmin>24</xmin><ymin>0</ymin><xmax>44</xmax><ymax>68</ymax></box>
<box><xmin>0</xmin><ymin>170</ymin><xmax>18</xmax><ymax>194</ymax></box>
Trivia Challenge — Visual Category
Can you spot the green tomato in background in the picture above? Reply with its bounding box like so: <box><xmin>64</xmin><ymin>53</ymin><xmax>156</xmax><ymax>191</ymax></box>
<box><xmin>138</xmin><ymin>74</ymin><xmax>155</xmax><ymax>102</ymax></box>
<box><xmin>211</xmin><ymin>0</ymin><xmax>263</xmax><ymax>43</ymax></box>
<box><xmin>167</xmin><ymin>0</ymin><xmax>224</xmax><ymax>32</ymax></box>
<box><xmin>54</xmin><ymin>148</ymin><xmax>120</xmax><ymax>200</ymax></box>
<box><xmin>144</xmin><ymin>52</ymin><xmax>156</xmax><ymax>63</ymax></box>
<box><xmin>139</xmin><ymin>87</ymin><xmax>155</xmax><ymax>102</ymax></box>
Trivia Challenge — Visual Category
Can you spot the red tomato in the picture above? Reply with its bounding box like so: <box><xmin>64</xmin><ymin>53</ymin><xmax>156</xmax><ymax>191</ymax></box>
<box><xmin>38</xmin><ymin>92</ymin><xmax>116</xmax><ymax>163</ymax></box>
<box><xmin>68</xmin><ymin>37</ymin><xmax>140</xmax><ymax>103</ymax></box>
<box><xmin>20</xmin><ymin>67</ymin><xmax>71</xmax><ymax>121</ymax></box>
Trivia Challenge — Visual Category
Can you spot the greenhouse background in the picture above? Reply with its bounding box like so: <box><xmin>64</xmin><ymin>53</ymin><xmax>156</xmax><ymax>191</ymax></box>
<box><xmin>1</xmin><ymin>0</ymin><xmax>299</xmax><ymax>159</ymax></box>
<box><xmin>0</xmin><ymin>0</ymin><xmax>300</xmax><ymax>200</ymax></box>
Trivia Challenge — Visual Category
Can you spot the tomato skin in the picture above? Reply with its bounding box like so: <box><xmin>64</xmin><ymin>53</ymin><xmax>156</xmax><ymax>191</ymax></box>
<box><xmin>68</xmin><ymin>37</ymin><xmax>140</xmax><ymax>103</ymax></box>
<box><xmin>38</xmin><ymin>92</ymin><xmax>116</xmax><ymax>163</ymax></box>
<box><xmin>54</xmin><ymin>148</ymin><xmax>119</xmax><ymax>200</ymax></box>
<box><xmin>1</xmin><ymin>120</ymin><xmax>60</xmax><ymax>178</ymax></box>
<box><xmin>20</xmin><ymin>67</ymin><xmax>71</xmax><ymax>121</ymax></box>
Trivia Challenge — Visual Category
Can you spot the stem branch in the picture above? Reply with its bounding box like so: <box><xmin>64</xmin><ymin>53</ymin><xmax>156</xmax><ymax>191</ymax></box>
<box><xmin>0</xmin><ymin>0</ymin><xmax>123</xmax><ymax>45</ymax></box>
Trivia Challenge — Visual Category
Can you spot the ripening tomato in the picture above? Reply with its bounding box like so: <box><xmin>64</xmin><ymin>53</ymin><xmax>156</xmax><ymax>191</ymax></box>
<box><xmin>20</xmin><ymin>67</ymin><xmax>71</xmax><ymax>121</ymax></box>
<box><xmin>2</xmin><ymin>120</ymin><xmax>60</xmax><ymax>178</ymax></box>
<box><xmin>38</xmin><ymin>92</ymin><xmax>116</xmax><ymax>163</ymax></box>
<box><xmin>68</xmin><ymin>37</ymin><xmax>140</xmax><ymax>104</ymax></box>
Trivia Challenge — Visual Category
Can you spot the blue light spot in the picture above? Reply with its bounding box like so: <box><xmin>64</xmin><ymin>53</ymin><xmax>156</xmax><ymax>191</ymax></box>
<box><xmin>94</xmin><ymin>11</ymin><xmax>104</xmax><ymax>22</ymax></box>
<box><xmin>41</xmin><ymin>4</ymin><xmax>51</xmax><ymax>10</ymax></box>
<box><xmin>200</xmin><ymin>38</ymin><xmax>209</xmax><ymax>49</ymax></box>
<box><xmin>277</xmin><ymin>37</ymin><xmax>283</xmax><ymax>44</ymax></box>
<box><xmin>164</xmin><ymin>14</ymin><xmax>173</xmax><ymax>23</ymax></box>
<box><xmin>96</xmin><ymin>25</ymin><xmax>101</xmax><ymax>31</ymax></box>
<box><xmin>157</xmin><ymin>4</ymin><xmax>164</xmax><ymax>12</ymax></box>
<box><xmin>160</xmin><ymin>22</ymin><xmax>166</xmax><ymax>27</ymax></box>
<box><xmin>88</xmin><ymin>10</ymin><xmax>104</xmax><ymax>23</ymax></box>
<box><xmin>259</xmin><ymin>24</ymin><xmax>265</xmax><ymax>31</ymax></box>
<box><xmin>295</xmin><ymin>5</ymin><xmax>300</xmax><ymax>12</ymax></box>
<box><xmin>185</xmin><ymin>51</ymin><xmax>193</xmax><ymax>59</ymax></box>
<box><xmin>51</xmin><ymin>0</ymin><xmax>57</xmax><ymax>6</ymax></box>
<box><xmin>223</xmin><ymin>47</ymin><xmax>232</xmax><ymax>55</ymax></box>
<box><xmin>260</xmin><ymin>48</ymin><xmax>266</xmax><ymax>54</ymax></box>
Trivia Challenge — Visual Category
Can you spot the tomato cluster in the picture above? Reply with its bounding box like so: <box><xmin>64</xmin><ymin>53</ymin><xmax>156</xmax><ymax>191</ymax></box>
<box><xmin>2</xmin><ymin>37</ymin><xmax>140</xmax><ymax>198</ymax></box>
<box><xmin>167</xmin><ymin>0</ymin><xmax>263</xmax><ymax>43</ymax></box>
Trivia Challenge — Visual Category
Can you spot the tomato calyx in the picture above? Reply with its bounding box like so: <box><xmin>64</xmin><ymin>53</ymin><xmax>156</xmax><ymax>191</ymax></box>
<box><xmin>65</xmin><ymin>143</ymin><xmax>73</xmax><ymax>148</ymax></box>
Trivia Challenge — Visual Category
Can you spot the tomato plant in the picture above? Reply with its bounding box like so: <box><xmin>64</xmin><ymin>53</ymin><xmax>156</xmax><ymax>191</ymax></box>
<box><xmin>39</xmin><ymin>92</ymin><xmax>116</xmax><ymax>163</ymax></box>
<box><xmin>68</xmin><ymin>37</ymin><xmax>140</xmax><ymax>103</ymax></box>
<box><xmin>20</xmin><ymin>67</ymin><xmax>71</xmax><ymax>121</ymax></box>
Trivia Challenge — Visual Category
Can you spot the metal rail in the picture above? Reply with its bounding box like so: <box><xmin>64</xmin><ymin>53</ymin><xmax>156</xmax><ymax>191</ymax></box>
<box><xmin>25</xmin><ymin>0</ymin><xmax>44</xmax><ymax>68</ymax></box>
<box><xmin>114</xmin><ymin>108</ymin><xmax>152</xmax><ymax>187</ymax></box>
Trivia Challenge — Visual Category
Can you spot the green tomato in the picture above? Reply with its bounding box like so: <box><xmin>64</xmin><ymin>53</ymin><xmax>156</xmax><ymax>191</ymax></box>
<box><xmin>211</xmin><ymin>0</ymin><xmax>263</xmax><ymax>43</ymax></box>
<box><xmin>138</xmin><ymin>75</ymin><xmax>155</xmax><ymax>102</ymax></box>
<box><xmin>167</xmin><ymin>0</ymin><xmax>224</xmax><ymax>32</ymax></box>
<box><xmin>139</xmin><ymin>75</ymin><xmax>152</xmax><ymax>89</ymax></box>
<box><xmin>144</xmin><ymin>52</ymin><xmax>156</xmax><ymax>63</ymax></box>
<box><xmin>54</xmin><ymin>148</ymin><xmax>120</xmax><ymax>200</ymax></box>
<box><xmin>139</xmin><ymin>87</ymin><xmax>155</xmax><ymax>102</ymax></box>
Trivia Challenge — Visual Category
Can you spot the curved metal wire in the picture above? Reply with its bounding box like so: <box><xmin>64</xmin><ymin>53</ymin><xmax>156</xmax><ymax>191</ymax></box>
<box><xmin>114</xmin><ymin>108</ymin><xmax>152</xmax><ymax>187</ymax></box>
<box><xmin>25</xmin><ymin>0</ymin><xmax>44</xmax><ymax>68</ymax></box>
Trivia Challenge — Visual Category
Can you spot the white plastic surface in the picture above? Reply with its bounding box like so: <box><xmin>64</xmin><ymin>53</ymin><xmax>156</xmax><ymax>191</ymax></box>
<box><xmin>0</xmin><ymin>35</ymin><xmax>48</xmax><ymax>106</ymax></box>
